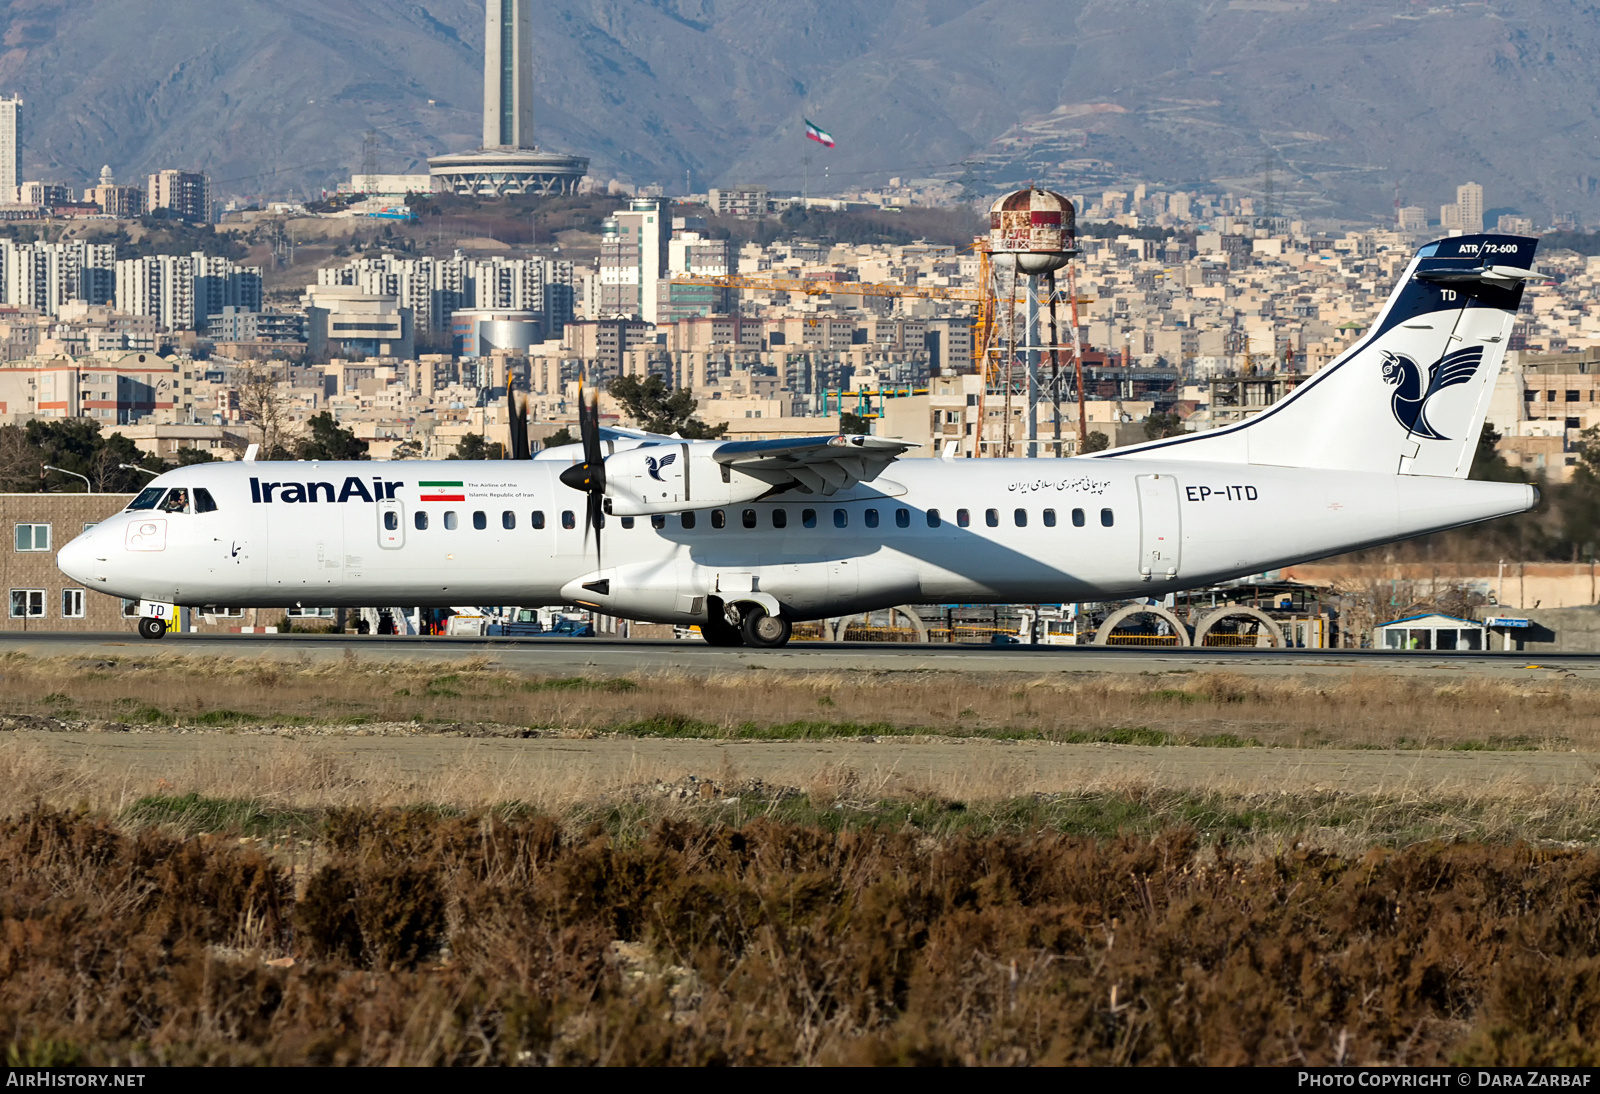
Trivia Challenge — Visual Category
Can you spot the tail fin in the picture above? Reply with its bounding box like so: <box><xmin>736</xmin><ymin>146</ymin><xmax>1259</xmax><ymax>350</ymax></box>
<box><xmin>1103</xmin><ymin>233</ymin><xmax>1539</xmax><ymax>477</ymax></box>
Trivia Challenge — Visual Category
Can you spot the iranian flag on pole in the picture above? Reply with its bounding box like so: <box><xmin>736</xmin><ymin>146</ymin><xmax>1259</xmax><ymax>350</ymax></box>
<box><xmin>804</xmin><ymin>119</ymin><xmax>835</xmax><ymax>148</ymax></box>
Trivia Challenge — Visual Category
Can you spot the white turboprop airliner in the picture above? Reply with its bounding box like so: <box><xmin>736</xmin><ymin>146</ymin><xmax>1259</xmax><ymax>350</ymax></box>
<box><xmin>59</xmin><ymin>233</ymin><xmax>1541</xmax><ymax>646</ymax></box>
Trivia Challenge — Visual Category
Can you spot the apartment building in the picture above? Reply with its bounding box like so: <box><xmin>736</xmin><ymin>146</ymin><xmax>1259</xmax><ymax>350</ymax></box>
<box><xmin>147</xmin><ymin>170</ymin><xmax>211</xmax><ymax>222</ymax></box>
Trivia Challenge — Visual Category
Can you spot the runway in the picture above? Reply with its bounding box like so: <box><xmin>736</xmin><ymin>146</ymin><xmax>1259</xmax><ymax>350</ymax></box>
<box><xmin>0</xmin><ymin>631</ymin><xmax>1595</xmax><ymax>679</ymax></box>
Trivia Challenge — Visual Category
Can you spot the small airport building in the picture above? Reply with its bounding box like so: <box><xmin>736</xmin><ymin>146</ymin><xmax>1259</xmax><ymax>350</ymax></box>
<box><xmin>1374</xmin><ymin>613</ymin><xmax>1487</xmax><ymax>652</ymax></box>
<box><xmin>3</xmin><ymin>492</ymin><xmax>135</xmax><ymax>632</ymax></box>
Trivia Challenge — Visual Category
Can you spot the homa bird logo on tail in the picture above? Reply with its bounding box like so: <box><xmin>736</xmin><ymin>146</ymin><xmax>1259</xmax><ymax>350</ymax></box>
<box><xmin>1379</xmin><ymin>346</ymin><xmax>1486</xmax><ymax>440</ymax></box>
<box><xmin>644</xmin><ymin>452</ymin><xmax>677</xmax><ymax>481</ymax></box>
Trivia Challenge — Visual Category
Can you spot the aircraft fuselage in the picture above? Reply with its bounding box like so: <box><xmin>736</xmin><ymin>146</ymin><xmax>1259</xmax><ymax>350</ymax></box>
<box><xmin>57</xmin><ymin>456</ymin><xmax>1534</xmax><ymax>623</ymax></box>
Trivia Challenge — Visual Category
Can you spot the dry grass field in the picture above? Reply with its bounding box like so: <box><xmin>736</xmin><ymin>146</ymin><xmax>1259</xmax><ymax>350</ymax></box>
<box><xmin>6</xmin><ymin>652</ymin><xmax>1600</xmax><ymax>1065</ymax></box>
<box><xmin>1</xmin><ymin>650</ymin><xmax>1596</xmax><ymax>751</ymax></box>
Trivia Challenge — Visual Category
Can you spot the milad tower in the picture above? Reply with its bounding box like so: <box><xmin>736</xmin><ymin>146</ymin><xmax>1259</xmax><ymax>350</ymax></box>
<box><xmin>429</xmin><ymin>0</ymin><xmax>589</xmax><ymax>196</ymax></box>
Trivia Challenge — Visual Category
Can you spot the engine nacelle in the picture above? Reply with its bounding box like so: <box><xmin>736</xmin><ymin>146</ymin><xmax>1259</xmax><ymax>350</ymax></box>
<box><xmin>603</xmin><ymin>442</ymin><xmax>772</xmax><ymax>516</ymax></box>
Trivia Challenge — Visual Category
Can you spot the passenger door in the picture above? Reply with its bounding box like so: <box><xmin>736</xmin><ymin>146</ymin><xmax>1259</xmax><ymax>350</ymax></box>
<box><xmin>1136</xmin><ymin>474</ymin><xmax>1181</xmax><ymax>579</ymax></box>
<box><xmin>378</xmin><ymin>498</ymin><xmax>405</xmax><ymax>549</ymax></box>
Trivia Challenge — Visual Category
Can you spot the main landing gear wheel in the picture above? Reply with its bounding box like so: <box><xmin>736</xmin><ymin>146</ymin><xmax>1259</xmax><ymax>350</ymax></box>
<box><xmin>741</xmin><ymin>609</ymin><xmax>791</xmax><ymax>649</ymax></box>
<box><xmin>137</xmin><ymin>617</ymin><xmax>167</xmax><ymax>641</ymax></box>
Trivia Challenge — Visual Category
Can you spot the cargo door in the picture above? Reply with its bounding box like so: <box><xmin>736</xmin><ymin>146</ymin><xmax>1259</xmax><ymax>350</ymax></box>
<box><xmin>268</xmin><ymin>516</ymin><xmax>344</xmax><ymax>589</ymax></box>
<box><xmin>1136</xmin><ymin>474</ymin><xmax>1181</xmax><ymax>579</ymax></box>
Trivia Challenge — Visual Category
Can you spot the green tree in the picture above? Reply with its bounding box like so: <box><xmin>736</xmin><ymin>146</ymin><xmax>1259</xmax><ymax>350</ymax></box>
<box><xmin>608</xmin><ymin>375</ymin><xmax>726</xmax><ymax>438</ymax></box>
<box><xmin>542</xmin><ymin>428</ymin><xmax>575</xmax><ymax>449</ymax></box>
<box><xmin>1468</xmin><ymin>421</ymin><xmax>1523</xmax><ymax>483</ymax></box>
<box><xmin>1143</xmin><ymin>411</ymin><xmax>1186</xmax><ymax>440</ymax></box>
<box><xmin>172</xmin><ymin>447</ymin><xmax>216</xmax><ymax>466</ymax></box>
<box><xmin>449</xmin><ymin>433</ymin><xmax>505</xmax><ymax>460</ymax></box>
<box><xmin>0</xmin><ymin>419</ymin><xmax>164</xmax><ymax>492</ymax></box>
<box><xmin>297</xmin><ymin>412</ymin><xmax>368</xmax><ymax>461</ymax></box>
<box><xmin>1559</xmin><ymin>425</ymin><xmax>1600</xmax><ymax>556</ymax></box>
<box><xmin>1082</xmin><ymin>431</ymin><xmax>1110</xmax><ymax>454</ymax></box>
<box><xmin>839</xmin><ymin>411</ymin><xmax>872</xmax><ymax>435</ymax></box>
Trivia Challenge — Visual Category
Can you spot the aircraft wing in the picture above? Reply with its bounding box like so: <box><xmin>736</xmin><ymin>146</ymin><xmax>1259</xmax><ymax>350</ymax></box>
<box><xmin>533</xmin><ymin>426</ymin><xmax>680</xmax><ymax>461</ymax></box>
<box><xmin>712</xmin><ymin>435</ymin><xmax>919</xmax><ymax>495</ymax></box>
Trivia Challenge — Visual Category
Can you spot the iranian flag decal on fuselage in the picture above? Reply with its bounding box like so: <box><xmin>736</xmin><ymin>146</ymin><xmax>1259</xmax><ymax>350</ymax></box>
<box><xmin>419</xmin><ymin>480</ymin><xmax>465</xmax><ymax>502</ymax></box>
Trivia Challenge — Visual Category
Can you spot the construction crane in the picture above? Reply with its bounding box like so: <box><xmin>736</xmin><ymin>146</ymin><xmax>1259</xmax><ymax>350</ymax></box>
<box><xmin>669</xmin><ymin>267</ymin><xmax>1091</xmax><ymax>456</ymax></box>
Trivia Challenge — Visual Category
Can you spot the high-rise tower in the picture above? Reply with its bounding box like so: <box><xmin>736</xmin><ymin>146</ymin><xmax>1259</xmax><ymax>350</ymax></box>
<box><xmin>483</xmin><ymin>0</ymin><xmax>533</xmax><ymax>150</ymax></box>
<box><xmin>430</xmin><ymin>0</ymin><xmax>587</xmax><ymax>196</ymax></box>
<box><xmin>0</xmin><ymin>97</ymin><xmax>21</xmax><ymax>201</ymax></box>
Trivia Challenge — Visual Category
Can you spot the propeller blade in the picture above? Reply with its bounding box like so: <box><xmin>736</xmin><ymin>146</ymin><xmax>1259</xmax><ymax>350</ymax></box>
<box><xmin>588</xmin><ymin>491</ymin><xmax>604</xmax><ymax>570</ymax></box>
<box><xmin>507</xmin><ymin>387</ymin><xmax>530</xmax><ymax>460</ymax></box>
<box><xmin>560</xmin><ymin>372</ymin><xmax>607</xmax><ymax>571</ymax></box>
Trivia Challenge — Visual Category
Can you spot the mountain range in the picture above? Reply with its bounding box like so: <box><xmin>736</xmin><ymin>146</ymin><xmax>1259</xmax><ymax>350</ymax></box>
<box><xmin>4</xmin><ymin>0</ymin><xmax>1599</xmax><ymax>222</ymax></box>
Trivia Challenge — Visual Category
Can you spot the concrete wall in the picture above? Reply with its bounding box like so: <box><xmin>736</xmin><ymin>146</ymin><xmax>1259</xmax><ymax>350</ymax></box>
<box><xmin>1284</xmin><ymin>562</ymin><xmax>1600</xmax><ymax>612</ymax></box>
<box><xmin>1473</xmin><ymin>605</ymin><xmax>1600</xmax><ymax>653</ymax></box>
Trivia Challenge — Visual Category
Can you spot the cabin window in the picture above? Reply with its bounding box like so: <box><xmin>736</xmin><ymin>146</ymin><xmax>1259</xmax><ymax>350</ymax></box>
<box><xmin>711</xmin><ymin>509</ymin><xmax>726</xmax><ymax>529</ymax></box>
<box><xmin>802</xmin><ymin>509</ymin><xmax>817</xmax><ymax>528</ymax></box>
<box><xmin>1014</xmin><ymin>508</ymin><xmax>1027</xmax><ymax>527</ymax></box>
<box><xmin>561</xmin><ymin>511</ymin><xmax>575</xmax><ymax>530</ymax></box>
<box><xmin>740</xmin><ymin>509</ymin><xmax>755</xmax><ymax>529</ymax></box>
<box><xmin>681</xmin><ymin>512</ymin><xmax>696</xmax><ymax>529</ymax></box>
<box><xmin>985</xmin><ymin>509</ymin><xmax>999</xmax><ymax>528</ymax></box>
<box><xmin>621</xmin><ymin>516</ymin><xmax>635</xmax><ymax>529</ymax></box>
<box><xmin>957</xmin><ymin>509</ymin><xmax>970</xmax><ymax>527</ymax></box>
<box><xmin>531</xmin><ymin>511</ymin><xmax>545</xmax><ymax>529</ymax></box>
<box><xmin>127</xmin><ymin>487</ymin><xmax>165</xmax><ymax>511</ymax></box>
<box><xmin>384</xmin><ymin>512</ymin><xmax>399</xmax><ymax>531</ymax></box>
<box><xmin>651</xmin><ymin>515</ymin><xmax>666</xmax><ymax>529</ymax></box>
<box><xmin>502</xmin><ymin>511</ymin><xmax>516</xmax><ymax>530</ymax></box>
<box><xmin>1100</xmin><ymin>508</ymin><xmax>1114</xmax><ymax>527</ymax></box>
<box><xmin>193</xmin><ymin>488</ymin><xmax>218</xmax><ymax>513</ymax></box>
<box><xmin>834</xmin><ymin>509</ymin><xmax>848</xmax><ymax>528</ymax></box>
<box><xmin>864</xmin><ymin>509</ymin><xmax>879</xmax><ymax>528</ymax></box>
<box><xmin>772</xmin><ymin>509</ymin><xmax>788</xmax><ymax>529</ymax></box>
<box><xmin>444</xmin><ymin>511</ymin><xmax>459</xmax><ymax>530</ymax></box>
<box><xmin>414</xmin><ymin>511</ymin><xmax>429</xmax><ymax>531</ymax></box>
<box><xmin>895</xmin><ymin>508</ymin><xmax>910</xmax><ymax>528</ymax></box>
<box><xmin>1043</xmin><ymin>509</ymin><xmax>1057</xmax><ymax>527</ymax></box>
<box><xmin>926</xmin><ymin>509</ymin><xmax>941</xmax><ymax>528</ymax></box>
<box><xmin>472</xmin><ymin>511</ymin><xmax>487</xmax><ymax>530</ymax></box>
<box><xmin>1072</xmin><ymin>508</ymin><xmax>1086</xmax><ymax>527</ymax></box>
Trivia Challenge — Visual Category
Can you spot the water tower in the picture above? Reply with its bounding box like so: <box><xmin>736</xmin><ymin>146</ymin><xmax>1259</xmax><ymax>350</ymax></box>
<box><xmin>986</xmin><ymin>189</ymin><xmax>1078</xmax><ymax>457</ymax></box>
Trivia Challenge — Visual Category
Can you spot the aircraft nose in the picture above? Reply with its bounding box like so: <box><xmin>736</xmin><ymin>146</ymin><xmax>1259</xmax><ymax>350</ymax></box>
<box><xmin>56</xmin><ymin>530</ymin><xmax>99</xmax><ymax>585</ymax></box>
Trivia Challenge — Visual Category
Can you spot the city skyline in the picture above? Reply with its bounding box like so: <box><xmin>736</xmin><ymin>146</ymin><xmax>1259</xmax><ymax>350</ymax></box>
<box><xmin>0</xmin><ymin>2</ymin><xmax>1593</xmax><ymax>223</ymax></box>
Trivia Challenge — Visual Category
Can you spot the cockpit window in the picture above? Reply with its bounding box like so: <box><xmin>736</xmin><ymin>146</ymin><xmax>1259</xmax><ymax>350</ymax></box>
<box><xmin>159</xmin><ymin>488</ymin><xmax>190</xmax><ymax>514</ymax></box>
<box><xmin>127</xmin><ymin>487</ymin><xmax>165</xmax><ymax>511</ymax></box>
<box><xmin>193</xmin><ymin>488</ymin><xmax>218</xmax><ymax>513</ymax></box>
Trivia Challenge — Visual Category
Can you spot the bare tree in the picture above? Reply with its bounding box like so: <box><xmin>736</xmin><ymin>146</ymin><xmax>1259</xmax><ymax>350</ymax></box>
<box><xmin>0</xmin><ymin>424</ymin><xmax>38</xmax><ymax>491</ymax></box>
<box><xmin>233</xmin><ymin>367</ymin><xmax>293</xmax><ymax>457</ymax></box>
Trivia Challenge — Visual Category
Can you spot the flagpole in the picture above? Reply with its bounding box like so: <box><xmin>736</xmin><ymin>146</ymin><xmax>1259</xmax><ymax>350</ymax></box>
<box><xmin>803</xmin><ymin>152</ymin><xmax>810</xmax><ymax>203</ymax></box>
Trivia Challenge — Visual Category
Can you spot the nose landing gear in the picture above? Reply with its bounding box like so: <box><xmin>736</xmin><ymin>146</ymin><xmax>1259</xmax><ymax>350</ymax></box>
<box><xmin>137</xmin><ymin>617</ymin><xmax>168</xmax><ymax>641</ymax></box>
